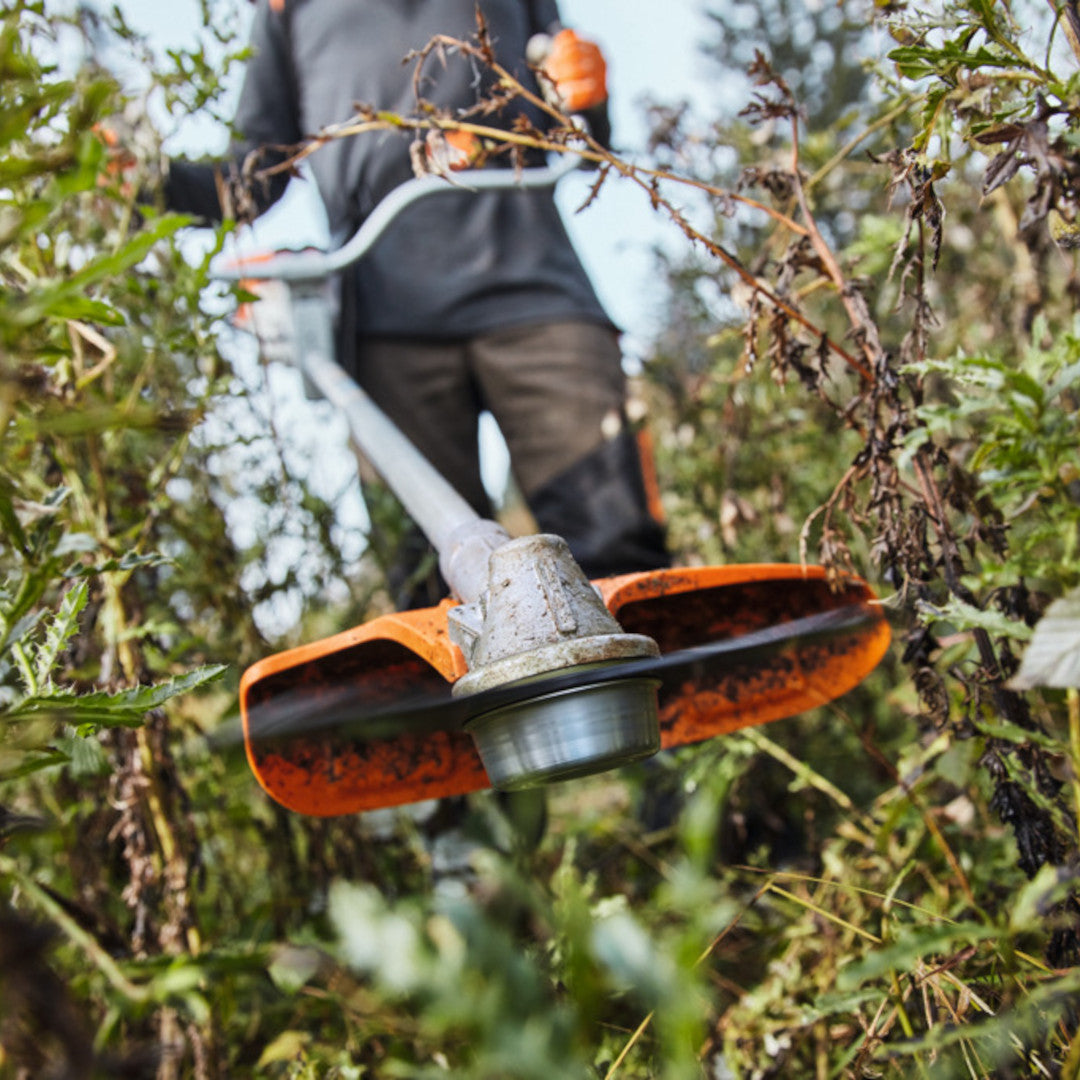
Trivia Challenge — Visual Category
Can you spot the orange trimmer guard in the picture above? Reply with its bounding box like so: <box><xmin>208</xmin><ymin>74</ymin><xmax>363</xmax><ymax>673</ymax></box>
<box><xmin>240</xmin><ymin>565</ymin><xmax>891</xmax><ymax>816</ymax></box>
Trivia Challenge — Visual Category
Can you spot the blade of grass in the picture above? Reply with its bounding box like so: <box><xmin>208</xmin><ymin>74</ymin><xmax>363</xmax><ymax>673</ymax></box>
<box><xmin>766</xmin><ymin>883</ymin><xmax>882</xmax><ymax>944</ymax></box>
<box><xmin>741</xmin><ymin>727</ymin><xmax>876</xmax><ymax>837</ymax></box>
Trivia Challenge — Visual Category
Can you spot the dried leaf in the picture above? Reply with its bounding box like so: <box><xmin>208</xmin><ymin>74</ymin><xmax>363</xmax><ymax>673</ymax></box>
<box><xmin>982</xmin><ymin>137</ymin><xmax>1023</xmax><ymax>196</ymax></box>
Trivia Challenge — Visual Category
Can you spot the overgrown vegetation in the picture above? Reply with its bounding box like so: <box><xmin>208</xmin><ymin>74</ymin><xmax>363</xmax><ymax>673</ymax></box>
<box><xmin>2</xmin><ymin>1</ymin><xmax>1080</xmax><ymax>1077</ymax></box>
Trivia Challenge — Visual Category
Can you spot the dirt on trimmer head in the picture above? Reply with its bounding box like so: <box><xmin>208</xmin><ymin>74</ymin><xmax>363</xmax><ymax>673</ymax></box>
<box><xmin>239</xmin><ymin>564</ymin><xmax>891</xmax><ymax>817</ymax></box>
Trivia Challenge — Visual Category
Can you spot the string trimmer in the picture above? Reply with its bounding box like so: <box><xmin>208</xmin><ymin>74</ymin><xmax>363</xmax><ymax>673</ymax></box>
<box><xmin>214</xmin><ymin>153</ymin><xmax>890</xmax><ymax>816</ymax></box>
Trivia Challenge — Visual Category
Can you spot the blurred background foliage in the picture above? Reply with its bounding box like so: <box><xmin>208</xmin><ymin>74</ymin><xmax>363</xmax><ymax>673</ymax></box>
<box><xmin>2</xmin><ymin>0</ymin><xmax>1080</xmax><ymax>1077</ymax></box>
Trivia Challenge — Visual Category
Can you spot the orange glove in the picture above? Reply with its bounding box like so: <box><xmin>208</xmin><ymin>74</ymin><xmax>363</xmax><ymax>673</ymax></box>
<box><xmin>92</xmin><ymin>122</ymin><xmax>139</xmax><ymax>192</ymax></box>
<box><xmin>415</xmin><ymin>129</ymin><xmax>483</xmax><ymax>178</ymax></box>
<box><xmin>92</xmin><ymin>104</ymin><xmax>166</xmax><ymax>197</ymax></box>
<box><xmin>541</xmin><ymin>29</ymin><xmax>608</xmax><ymax>112</ymax></box>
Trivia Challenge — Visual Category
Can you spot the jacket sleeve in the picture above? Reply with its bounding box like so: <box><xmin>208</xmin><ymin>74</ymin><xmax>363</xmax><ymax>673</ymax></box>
<box><xmin>529</xmin><ymin>0</ymin><xmax>561</xmax><ymax>34</ymax></box>
<box><xmin>163</xmin><ymin>1</ymin><xmax>301</xmax><ymax>223</ymax></box>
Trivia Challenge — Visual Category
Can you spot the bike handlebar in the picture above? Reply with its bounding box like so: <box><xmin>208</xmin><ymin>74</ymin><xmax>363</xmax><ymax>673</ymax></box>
<box><xmin>211</xmin><ymin>152</ymin><xmax>583</xmax><ymax>283</ymax></box>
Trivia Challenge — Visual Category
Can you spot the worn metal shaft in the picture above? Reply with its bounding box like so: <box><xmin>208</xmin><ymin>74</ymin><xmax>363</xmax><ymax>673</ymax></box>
<box><xmin>291</xmin><ymin>293</ymin><xmax>504</xmax><ymax>600</ymax></box>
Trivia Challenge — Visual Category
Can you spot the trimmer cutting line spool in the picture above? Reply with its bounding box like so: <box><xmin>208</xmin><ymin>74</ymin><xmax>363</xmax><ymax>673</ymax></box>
<box><xmin>463</xmin><ymin>666</ymin><xmax>663</xmax><ymax>789</ymax></box>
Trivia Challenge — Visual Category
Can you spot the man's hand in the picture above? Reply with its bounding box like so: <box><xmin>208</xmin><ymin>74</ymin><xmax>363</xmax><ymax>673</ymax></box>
<box><xmin>92</xmin><ymin>122</ymin><xmax>139</xmax><ymax>195</ymax></box>
<box><xmin>539</xmin><ymin>29</ymin><xmax>608</xmax><ymax>113</ymax></box>
<box><xmin>92</xmin><ymin>103</ymin><xmax>166</xmax><ymax>199</ymax></box>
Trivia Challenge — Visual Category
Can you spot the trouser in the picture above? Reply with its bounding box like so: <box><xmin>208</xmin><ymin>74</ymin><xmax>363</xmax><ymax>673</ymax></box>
<box><xmin>351</xmin><ymin>320</ymin><xmax>668</xmax><ymax>603</ymax></box>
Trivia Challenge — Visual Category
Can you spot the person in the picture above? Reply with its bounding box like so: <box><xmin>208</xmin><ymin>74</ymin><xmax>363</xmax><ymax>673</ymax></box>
<box><xmin>158</xmin><ymin>0</ymin><xmax>669</xmax><ymax>604</ymax></box>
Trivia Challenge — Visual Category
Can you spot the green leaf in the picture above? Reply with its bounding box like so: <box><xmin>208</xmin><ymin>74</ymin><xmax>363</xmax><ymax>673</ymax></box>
<box><xmin>0</xmin><ymin>610</ymin><xmax>46</xmax><ymax>661</ymax></box>
<box><xmin>267</xmin><ymin>945</ymin><xmax>326</xmax><ymax>994</ymax></box>
<box><xmin>52</xmin><ymin>533</ymin><xmax>98</xmax><ymax>558</ymax></box>
<box><xmin>1051</xmin><ymin>358</ymin><xmax>1080</xmax><ymax>399</ymax></box>
<box><xmin>1009</xmin><ymin>863</ymin><xmax>1075</xmax><ymax>931</ymax></box>
<box><xmin>836</xmin><ymin>923</ymin><xmax>1000</xmax><ymax>991</ymax></box>
<box><xmin>917</xmin><ymin>596</ymin><xmax>1033</xmax><ymax>642</ymax></box>
<box><xmin>975</xmin><ymin>716</ymin><xmax>1062</xmax><ymax>751</ymax></box>
<box><xmin>1006</xmin><ymin>369</ymin><xmax>1045</xmax><ymax>407</ymax></box>
<box><xmin>3</xmin><ymin>215</ymin><xmax>186</xmax><ymax>332</ymax></box>
<box><xmin>0</xmin><ymin>485</ymin><xmax>28</xmax><ymax>554</ymax></box>
<box><xmin>7</xmin><ymin>664</ymin><xmax>228</xmax><ymax>729</ymax></box>
<box><xmin>34</xmin><ymin>579</ymin><xmax>88</xmax><ymax>687</ymax></box>
<box><xmin>18</xmin><ymin>402</ymin><xmax>176</xmax><ymax>439</ymax></box>
<box><xmin>0</xmin><ymin>745</ymin><xmax>70</xmax><ymax>781</ymax></box>
<box><xmin>257</xmin><ymin>1030</ymin><xmax>312</xmax><ymax>1069</ymax></box>
<box><xmin>888</xmin><ymin>42</ymin><xmax>1016</xmax><ymax>82</ymax></box>
<box><xmin>65</xmin><ymin>215</ymin><xmax>186</xmax><ymax>291</ymax></box>
<box><xmin>1009</xmin><ymin>587</ymin><xmax>1080</xmax><ymax>689</ymax></box>
<box><xmin>55</xmin><ymin>732</ymin><xmax>109</xmax><ymax>778</ymax></box>
<box><xmin>64</xmin><ymin>551</ymin><xmax>173</xmax><ymax>578</ymax></box>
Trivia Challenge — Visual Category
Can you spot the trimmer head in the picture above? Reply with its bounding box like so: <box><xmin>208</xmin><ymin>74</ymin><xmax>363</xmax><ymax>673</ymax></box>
<box><xmin>240</xmin><ymin>564</ymin><xmax>891</xmax><ymax>816</ymax></box>
<box><xmin>445</xmin><ymin>533</ymin><xmax>662</xmax><ymax>789</ymax></box>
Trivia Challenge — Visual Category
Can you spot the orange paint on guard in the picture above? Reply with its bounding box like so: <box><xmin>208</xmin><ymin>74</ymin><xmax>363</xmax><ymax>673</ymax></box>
<box><xmin>241</xmin><ymin>566</ymin><xmax>891</xmax><ymax>817</ymax></box>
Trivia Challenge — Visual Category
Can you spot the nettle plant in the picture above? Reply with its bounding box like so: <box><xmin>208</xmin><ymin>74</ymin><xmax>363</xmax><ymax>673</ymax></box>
<box><xmin>840</xmin><ymin>1</ymin><xmax>1080</xmax><ymax>963</ymax></box>
<box><xmin>632</xmin><ymin>0</ymin><xmax>1080</xmax><ymax>1071</ymax></box>
<box><xmin>640</xmin><ymin>0</ymin><xmax>1080</xmax><ymax>922</ymax></box>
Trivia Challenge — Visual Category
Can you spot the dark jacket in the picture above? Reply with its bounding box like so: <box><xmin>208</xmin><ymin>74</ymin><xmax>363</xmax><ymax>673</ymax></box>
<box><xmin>165</xmin><ymin>0</ymin><xmax>614</xmax><ymax>345</ymax></box>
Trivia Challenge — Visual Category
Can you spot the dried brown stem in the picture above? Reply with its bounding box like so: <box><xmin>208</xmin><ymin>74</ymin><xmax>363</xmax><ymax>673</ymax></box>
<box><xmin>789</xmin><ymin>113</ymin><xmax>879</xmax><ymax>381</ymax></box>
